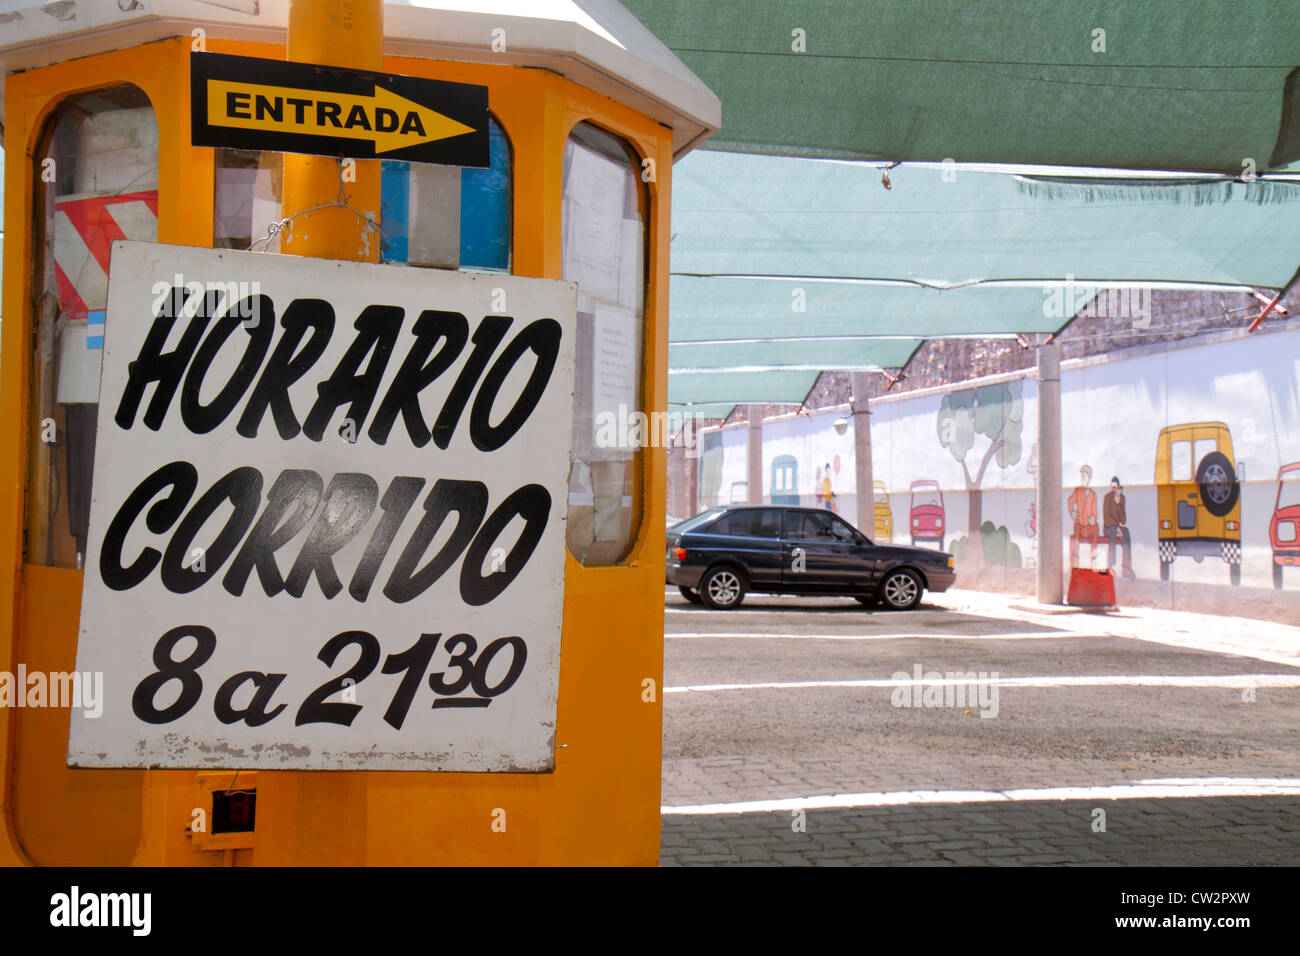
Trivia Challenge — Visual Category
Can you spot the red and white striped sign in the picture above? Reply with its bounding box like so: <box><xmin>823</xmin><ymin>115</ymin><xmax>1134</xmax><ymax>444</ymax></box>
<box><xmin>53</xmin><ymin>190</ymin><xmax>158</xmax><ymax>321</ymax></box>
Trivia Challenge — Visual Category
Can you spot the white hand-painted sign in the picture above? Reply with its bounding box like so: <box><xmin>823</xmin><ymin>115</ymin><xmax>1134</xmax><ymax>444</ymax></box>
<box><xmin>68</xmin><ymin>241</ymin><xmax>575</xmax><ymax>772</ymax></box>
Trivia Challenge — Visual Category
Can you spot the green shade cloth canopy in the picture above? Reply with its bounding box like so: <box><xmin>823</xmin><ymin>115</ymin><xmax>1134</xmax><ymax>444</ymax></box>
<box><xmin>672</xmin><ymin>154</ymin><xmax>1300</xmax><ymax>289</ymax></box>
<box><xmin>668</xmin><ymin>368</ymin><xmax>822</xmax><ymax>407</ymax></box>
<box><xmin>666</xmin><ymin>276</ymin><xmax>1066</xmax><ymax>407</ymax></box>
<box><xmin>665</xmin><ymin>150</ymin><xmax>1300</xmax><ymax>411</ymax></box>
<box><xmin>624</xmin><ymin>0</ymin><xmax>1300</xmax><ymax>172</ymax></box>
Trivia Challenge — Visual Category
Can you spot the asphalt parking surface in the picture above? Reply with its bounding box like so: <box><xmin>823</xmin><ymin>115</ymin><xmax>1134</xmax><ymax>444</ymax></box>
<box><xmin>660</xmin><ymin>590</ymin><xmax>1300</xmax><ymax>865</ymax></box>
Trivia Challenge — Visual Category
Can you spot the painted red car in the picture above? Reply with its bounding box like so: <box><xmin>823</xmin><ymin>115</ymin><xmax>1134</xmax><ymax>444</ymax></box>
<box><xmin>1270</xmin><ymin>462</ymin><xmax>1300</xmax><ymax>589</ymax></box>
<box><xmin>909</xmin><ymin>480</ymin><xmax>945</xmax><ymax>549</ymax></box>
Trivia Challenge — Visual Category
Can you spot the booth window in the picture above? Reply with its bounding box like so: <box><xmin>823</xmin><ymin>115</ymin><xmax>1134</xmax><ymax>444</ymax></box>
<box><xmin>214</xmin><ymin>115</ymin><xmax>512</xmax><ymax>272</ymax></box>
<box><xmin>27</xmin><ymin>85</ymin><xmax>159</xmax><ymax>569</ymax></box>
<box><xmin>561</xmin><ymin>122</ymin><xmax>648</xmax><ymax>565</ymax></box>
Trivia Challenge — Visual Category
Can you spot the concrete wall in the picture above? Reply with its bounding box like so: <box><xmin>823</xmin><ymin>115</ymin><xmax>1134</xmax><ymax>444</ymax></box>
<box><xmin>693</xmin><ymin>324</ymin><xmax>1300</xmax><ymax>623</ymax></box>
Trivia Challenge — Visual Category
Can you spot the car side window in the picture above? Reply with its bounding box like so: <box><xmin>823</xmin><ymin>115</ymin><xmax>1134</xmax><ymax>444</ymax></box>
<box><xmin>783</xmin><ymin>511</ymin><xmax>836</xmax><ymax>539</ymax></box>
<box><xmin>709</xmin><ymin>509</ymin><xmax>784</xmax><ymax>537</ymax></box>
<box><xmin>827</xmin><ymin>514</ymin><xmax>861</xmax><ymax>543</ymax></box>
<box><xmin>709</xmin><ymin>511</ymin><xmax>749</xmax><ymax>536</ymax></box>
<box><xmin>754</xmin><ymin>509</ymin><xmax>781</xmax><ymax>538</ymax></box>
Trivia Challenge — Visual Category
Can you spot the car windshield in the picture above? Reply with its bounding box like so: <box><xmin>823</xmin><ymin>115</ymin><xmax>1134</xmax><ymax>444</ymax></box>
<box><xmin>670</xmin><ymin>509</ymin><xmax>724</xmax><ymax>532</ymax></box>
<box><xmin>1280</xmin><ymin>471</ymin><xmax>1300</xmax><ymax>510</ymax></box>
<box><xmin>913</xmin><ymin>492</ymin><xmax>941</xmax><ymax>508</ymax></box>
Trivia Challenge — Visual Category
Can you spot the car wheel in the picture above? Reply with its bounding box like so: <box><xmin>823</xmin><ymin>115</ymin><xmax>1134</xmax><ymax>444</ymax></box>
<box><xmin>879</xmin><ymin>569</ymin><xmax>923</xmax><ymax>610</ymax></box>
<box><xmin>700</xmin><ymin>566</ymin><xmax>746</xmax><ymax>610</ymax></box>
<box><xmin>678</xmin><ymin>585</ymin><xmax>703</xmax><ymax>605</ymax></box>
<box><xmin>1229</xmin><ymin>563</ymin><xmax>1241</xmax><ymax>586</ymax></box>
<box><xmin>1275</xmin><ymin>564</ymin><xmax>1284</xmax><ymax>589</ymax></box>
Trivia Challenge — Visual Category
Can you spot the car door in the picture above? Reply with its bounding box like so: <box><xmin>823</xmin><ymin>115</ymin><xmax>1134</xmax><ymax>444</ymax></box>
<box><xmin>780</xmin><ymin>509</ymin><xmax>871</xmax><ymax>592</ymax></box>
<box><xmin>709</xmin><ymin>508</ymin><xmax>784</xmax><ymax>589</ymax></box>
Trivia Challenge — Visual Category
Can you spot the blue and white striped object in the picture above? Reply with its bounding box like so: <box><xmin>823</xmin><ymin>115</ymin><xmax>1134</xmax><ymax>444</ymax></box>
<box><xmin>86</xmin><ymin>310</ymin><xmax>106</xmax><ymax>349</ymax></box>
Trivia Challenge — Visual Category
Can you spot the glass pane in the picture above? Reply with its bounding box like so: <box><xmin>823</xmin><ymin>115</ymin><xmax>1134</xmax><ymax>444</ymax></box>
<box><xmin>785</xmin><ymin>511</ymin><xmax>834</xmax><ymax>539</ymax></box>
<box><xmin>712</xmin><ymin>512</ymin><xmax>744</xmax><ymax>536</ymax></box>
<box><xmin>214</xmin><ymin>148</ymin><xmax>283</xmax><ymax>251</ymax></box>
<box><xmin>828</xmin><ymin>514</ymin><xmax>859</xmax><ymax>541</ymax></box>
<box><xmin>216</xmin><ymin>116</ymin><xmax>511</xmax><ymax>270</ymax></box>
<box><xmin>562</xmin><ymin>122</ymin><xmax>648</xmax><ymax>565</ymax></box>
<box><xmin>753</xmin><ymin>509</ymin><xmax>781</xmax><ymax>537</ymax></box>
<box><xmin>459</xmin><ymin>119</ymin><xmax>512</xmax><ymax>271</ymax></box>
<box><xmin>1171</xmin><ymin>440</ymin><xmax>1193</xmax><ymax>482</ymax></box>
<box><xmin>378</xmin><ymin>117</ymin><xmax>511</xmax><ymax>270</ymax></box>
<box><xmin>28</xmin><ymin>85</ymin><xmax>158</xmax><ymax>568</ymax></box>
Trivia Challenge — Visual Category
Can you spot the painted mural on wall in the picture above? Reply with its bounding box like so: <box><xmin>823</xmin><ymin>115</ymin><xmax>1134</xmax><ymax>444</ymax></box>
<box><xmin>873</xmin><ymin>481</ymin><xmax>893</xmax><ymax>541</ymax></box>
<box><xmin>814</xmin><ymin>457</ymin><xmax>842</xmax><ymax>511</ymax></box>
<box><xmin>699</xmin><ymin>413</ymin><xmax>857</xmax><ymax>512</ymax></box>
<box><xmin>695</xmin><ymin>325</ymin><xmax>1300</xmax><ymax>592</ymax></box>
<box><xmin>935</xmin><ymin>382</ymin><xmax>1024</xmax><ymax>566</ymax></box>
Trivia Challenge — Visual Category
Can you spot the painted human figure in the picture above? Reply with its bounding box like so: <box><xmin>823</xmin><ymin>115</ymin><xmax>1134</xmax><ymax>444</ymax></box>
<box><xmin>822</xmin><ymin>462</ymin><xmax>835</xmax><ymax>512</ymax></box>
<box><xmin>1103</xmin><ymin>475</ymin><xmax>1135</xmax><ymax>579</ymax></box>
<box><xmin>1068</xmin><ymin>464</ymin><xmax>1099</xmax><ymax>565</ymax></box>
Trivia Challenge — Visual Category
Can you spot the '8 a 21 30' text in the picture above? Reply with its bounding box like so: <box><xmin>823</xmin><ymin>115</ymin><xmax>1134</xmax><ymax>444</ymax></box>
<box><xmin>131</xmin><ymin>626</ymin><xmax>527</xmax><ymax>728</ymax></box>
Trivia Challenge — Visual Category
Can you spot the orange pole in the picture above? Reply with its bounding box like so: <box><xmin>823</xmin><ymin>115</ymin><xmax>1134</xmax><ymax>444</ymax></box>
<box><xmin>263</xmin><ymin>0</ymin><xmax>385</xmax><ymax>863</ymax></box>
<box><xmin>281</xmin><ymin>0</ymin><xmax>383</xmax><ymax>261</ymax></box>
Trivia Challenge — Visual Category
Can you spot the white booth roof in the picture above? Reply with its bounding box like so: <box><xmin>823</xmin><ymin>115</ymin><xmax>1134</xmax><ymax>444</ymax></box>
<box><xmin>0</xmin><ymin>0</ymin><xmax>720</xmax><ymax>157</ymax></box>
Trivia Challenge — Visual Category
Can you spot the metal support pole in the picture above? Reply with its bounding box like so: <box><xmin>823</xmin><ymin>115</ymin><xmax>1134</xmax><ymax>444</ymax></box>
<box><xmin>1036</xmin><ymin>344</ymin><xmax>1063</xmax><ymax>604</ymax></box>
<box><xmin>747</xmin><ymin>406</ymin><xmax>763</xmax><ymax>504</ymax></box>
<box><xmin>851</xmin><ymin>372</ymin><xmax>874</xmax><ymax>535</ymax></box>
<box><xmin>257</xmin><ymin>0</ymin><xmax>385</xmax><ymax>865</ymax></box>
<box><xmin>687</xmin><ymin>418</ymin><xmax>699</xmax><ymax>515</ymax></box>
<box><xmin>282</xmin><ymin>0</ymin><xmax>384</xmax><ymax>261</ymax></box>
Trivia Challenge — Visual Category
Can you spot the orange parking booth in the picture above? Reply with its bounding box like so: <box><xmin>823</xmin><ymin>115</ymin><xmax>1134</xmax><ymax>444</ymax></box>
<box><xmin>0</xmin><ymin>0</ymin><xmax>718</xmax><ymax>865</ymax></box>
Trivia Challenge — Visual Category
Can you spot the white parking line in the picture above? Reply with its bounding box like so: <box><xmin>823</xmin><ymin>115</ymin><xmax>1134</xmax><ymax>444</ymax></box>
<box><xmin>666</xmin><ymin>631</ymin><xmax>1069</xmax><ymax>641</ymax></box>
<box><xmin>665</xmin><ymin>674</ymin><xmax>1300</xmax><ymax>693</ymax></box>
<box><xmin>661</xmin><ymin>777</ymin><xmax>1300</xmax><ymax>814</ymax></box>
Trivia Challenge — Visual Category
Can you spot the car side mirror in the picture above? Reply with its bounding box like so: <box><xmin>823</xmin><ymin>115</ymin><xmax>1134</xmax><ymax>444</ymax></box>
<box><xmin>1236</xmin><ymin>461</ymin><xmax>1245</xmax><ymax>481</ymax></box>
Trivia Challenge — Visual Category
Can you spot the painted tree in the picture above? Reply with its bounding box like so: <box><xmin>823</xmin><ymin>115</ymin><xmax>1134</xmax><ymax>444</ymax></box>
<box><xmin>936</xmin><ymin>382</ymin><xmax>1023</xmax><ymax>563</ymax></box>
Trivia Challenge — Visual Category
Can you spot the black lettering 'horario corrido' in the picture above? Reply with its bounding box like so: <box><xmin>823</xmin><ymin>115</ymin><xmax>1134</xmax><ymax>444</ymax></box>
<box><xmin>100</xmin><ymin>284</ymin><xmax>562</xmax><ymax>605</ymax></box>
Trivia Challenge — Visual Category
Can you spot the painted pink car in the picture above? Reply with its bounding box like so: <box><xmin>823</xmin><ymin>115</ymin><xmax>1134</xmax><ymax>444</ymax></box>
<box><xmin>909</xmin><ymin>479</ymin><xmax>945</xmax><ymax>549</ymax></box>
<box><xmin>1270</xmin><ymin>462</ymin><xmax>1300</xmax><ymax>589</ymax></box>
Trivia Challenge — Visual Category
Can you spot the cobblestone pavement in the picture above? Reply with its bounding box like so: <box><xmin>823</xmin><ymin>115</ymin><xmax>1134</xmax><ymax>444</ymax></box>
<box><xmin>661</xmin><ymin>797</ymin><xmax>1300</xmax><ymax>866</ymax></box>
<box><xmin>660</xmin><ymin>589</ymin><xmax>1300</xmax><ymax>866</ymax></box>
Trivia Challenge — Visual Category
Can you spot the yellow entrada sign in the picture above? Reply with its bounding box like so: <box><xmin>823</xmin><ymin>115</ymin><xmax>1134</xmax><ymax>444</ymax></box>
<box><xmin>191</xmin><ymin>52</ymin><xmax>489</xmax><ymax>166</ymax></box>
<box><xmin>206</xmin><ymin>80</ymin><xmax>476</xmax><ymax>154</ymax></box>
